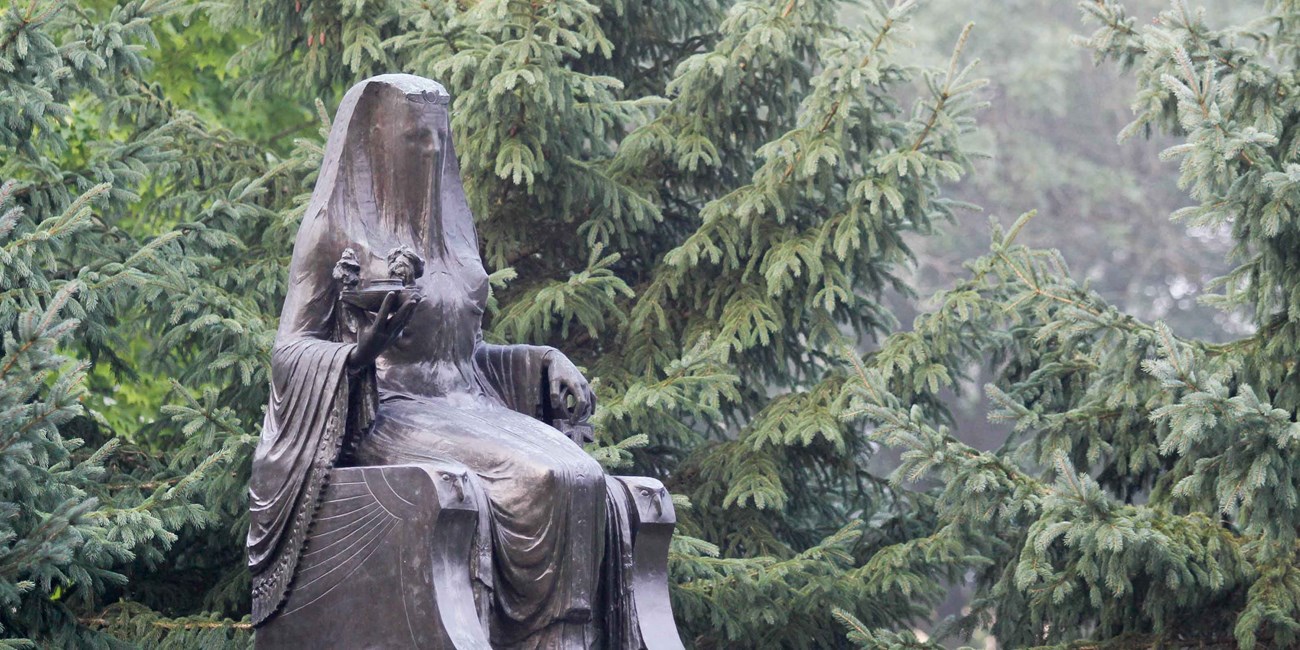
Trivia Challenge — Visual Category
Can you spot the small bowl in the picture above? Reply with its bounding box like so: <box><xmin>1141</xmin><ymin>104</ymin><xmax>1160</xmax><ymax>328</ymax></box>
<box><xmin>340</xmin><ymin>280</ymin><xmax>422</xmax><ymax>312</ymax></box>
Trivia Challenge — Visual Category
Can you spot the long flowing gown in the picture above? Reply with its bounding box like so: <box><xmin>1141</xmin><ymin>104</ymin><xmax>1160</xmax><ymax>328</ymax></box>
<box><xmin>347</xmin><ymin>257</ymin><xmax>608</xmax><ymax>646</ymax></box>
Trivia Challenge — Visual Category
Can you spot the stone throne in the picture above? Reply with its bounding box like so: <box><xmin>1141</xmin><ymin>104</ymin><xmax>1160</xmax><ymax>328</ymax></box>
<box><xmin>254</xmin><ymin>460</ymin><xmax>684</xmax><ymax>649</ymax></box>
<box><xmin>247</xmin><ymin>73</ymin><xmax>686</xmax><ymax>650</ymax></box>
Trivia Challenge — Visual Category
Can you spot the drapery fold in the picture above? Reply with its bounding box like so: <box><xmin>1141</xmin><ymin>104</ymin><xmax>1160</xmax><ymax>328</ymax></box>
<box><xmin>474</xmin><ymin>343</ymin><xmax>551</xmax><ymax>419</ymax></box>
<box><xmin>247</xmin><ymin>75</ymin><xmax>642</xmax><ymax>646</ymax></box>
<box><xmin>602</xmin><ymin>477</ymin><xmax>640</xmax><ymax>649</ymax></box>
<box><xmin>248</xmin><ymin>338</ymin><xmax>374</xmax><ymax>625</ymax></box>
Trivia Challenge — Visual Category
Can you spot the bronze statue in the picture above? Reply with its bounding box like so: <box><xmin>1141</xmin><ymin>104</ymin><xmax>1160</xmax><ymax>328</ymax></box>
<box><xmin>246</xmin><ymin>74</ymin><xmax>684</xmax><ymax>649</ymax></box>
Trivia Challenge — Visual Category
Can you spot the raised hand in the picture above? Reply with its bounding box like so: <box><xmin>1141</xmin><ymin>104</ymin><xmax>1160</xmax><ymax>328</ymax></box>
<box><xmin>348</xmin><ymin>291</ymin><xmax>422</xmax><ymax>368</ymax></box>
<box><xmin>543</xmin><ymin>350</ymin><xmax>595</xmax><ymax>424</ymax></box>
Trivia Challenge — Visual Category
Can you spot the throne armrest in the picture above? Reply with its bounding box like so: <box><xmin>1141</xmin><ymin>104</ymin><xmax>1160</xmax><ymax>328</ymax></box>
<box><xmin>256</xmin><ymin>464</ymin><xmax>490</xmax><ymax>650</ymax></box>
<box><xmin>611</xmin><ymin>476</ymin><xmax>686</xmax><ymax>650</ymax></box>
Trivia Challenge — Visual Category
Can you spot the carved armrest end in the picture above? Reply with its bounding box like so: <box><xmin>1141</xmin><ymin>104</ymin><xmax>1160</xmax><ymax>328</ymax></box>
<box><xmin>329</xmin><ymin>464</ymin><xmax>478</xmax><ymax>519</ymax></box>
<box><xmin>611</xmin><ymin>476</ymin><xmax>685</xmax><ymax>650</ymax></box>
<box><xmin>616</xmin><ymin>476</ymin><xmax>675</xmax><ymax>526</ymax></box>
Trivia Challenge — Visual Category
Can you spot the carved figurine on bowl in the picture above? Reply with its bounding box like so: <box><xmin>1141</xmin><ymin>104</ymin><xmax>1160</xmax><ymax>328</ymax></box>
<box><xmin>247</xmin><ymin>74</ymin><xmax>683</xmax><ymax>650</ymax></box>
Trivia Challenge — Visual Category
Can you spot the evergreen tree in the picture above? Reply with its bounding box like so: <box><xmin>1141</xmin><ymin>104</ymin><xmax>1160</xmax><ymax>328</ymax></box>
<box><xmin>898</xmin><ymin>0</ymin><xmax>1249</xmax><ymax>342</ymax></box>
<box><xmin>163</xmin><ymin>0</ymin><xmax>980</xmax><ymax>645</ymax></box>
<box><xmin>844</xmin><ymin>1</ymin><xmax>1300</xmax><ymax>647</ymax></box>
<box><xmin>27</xmin><ymin>0</ymin><xmax>1293</xmax><ymax>647</ymax></box>
<box><xmin>0</xmin><ymin>0</ymin><xmax>261</xmax><ymax>644</ymax></box>
<box><xmin>33</xmin><ymin>0</ymin><xmax>1300</xmax><ymax>647</ymax></box>
<box><xmin>0</xmin><ymin>0</ymin><xmax>991</xmax><ymax>646</ymax></box>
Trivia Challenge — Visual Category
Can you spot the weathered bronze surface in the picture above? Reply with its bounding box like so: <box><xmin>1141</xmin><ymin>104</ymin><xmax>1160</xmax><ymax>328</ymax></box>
<box><xmin>247</xmin><ymin>74</ymin><xmax>685</xmax><ymax>649</ymax></box>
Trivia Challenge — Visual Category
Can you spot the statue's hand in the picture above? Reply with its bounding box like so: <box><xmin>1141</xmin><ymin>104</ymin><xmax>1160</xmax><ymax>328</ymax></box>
<box><xmin>543</xmin><ymin>350</ymin><xmax>594</xmax><ymax>424</ymax></box>
<box><xmin>348</xmin><ymin>291</ymin><xmax>421</xmax><ymax>368</ymax></box>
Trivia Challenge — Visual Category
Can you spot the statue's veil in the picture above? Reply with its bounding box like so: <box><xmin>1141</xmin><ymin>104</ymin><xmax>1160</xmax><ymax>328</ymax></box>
<box><xmin>310</xmin><ymin>73</ymin><xmax>477</xmax><ymax>260</ymax></box>
<box><xmin>247</xmin><ymin>74</ymin><xmax>479</xmax><ymax>624</ymax></box>
<box><xmin>274</xmin><ymin>74</ymin><xmax>481</xmax><ymax>341</ymax></box>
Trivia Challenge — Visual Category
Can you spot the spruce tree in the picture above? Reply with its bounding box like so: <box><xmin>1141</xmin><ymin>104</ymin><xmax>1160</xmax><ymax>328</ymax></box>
<box><xmin>902</xmin><ymin>0</ymin><xmax>1245</xmax><ymax>342</ymax></box>
<box><xmin>0</xmin><ymin>0</ymin><xmax>262</xmax><ymax>644</ymax></box>
<box><xmin>197</xmin><ymin>0</ymin><xmax>985</xmax><ymax>645</ymax></box>
<box><xmin>7</xmin><ymin>0</ymin><xmax>988</xmax><ymax>646</ymax></box>
<box><xmin>844</xmin><ymin>1</ymin><xmax>1300</xmax><ymax>647</ymax></box>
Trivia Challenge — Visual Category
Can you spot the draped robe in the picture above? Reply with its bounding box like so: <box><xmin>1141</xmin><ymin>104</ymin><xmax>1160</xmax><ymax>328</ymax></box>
<box><xmin>247</xmin><ymin>75</ymin><xmax>631</xmax><ymax>648</ymax></box>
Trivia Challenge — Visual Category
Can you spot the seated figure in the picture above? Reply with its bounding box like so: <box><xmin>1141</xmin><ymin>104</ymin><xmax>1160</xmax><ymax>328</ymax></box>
<box><xmin>247</xmin><ymin>74</ymin><xmax>683</xmax><ymax>649</ymax></box>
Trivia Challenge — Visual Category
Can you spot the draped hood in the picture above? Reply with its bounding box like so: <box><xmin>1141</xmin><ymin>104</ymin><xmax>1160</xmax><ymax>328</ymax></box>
<box><xmin>247</xmin><ymin>74</ymin><xmax>477</xmax><ymax>624</ymax></box>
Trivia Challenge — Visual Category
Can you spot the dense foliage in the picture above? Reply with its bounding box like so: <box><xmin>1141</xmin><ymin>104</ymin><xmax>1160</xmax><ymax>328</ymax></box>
<box><xmin>842</xmin><ymin>1</ymin><xmax>1300</xmax><ymax>648</ymax></box>
<box><xmin>2</xmin><ymin>0</ymin><xmax>981</xmax><ymax>646</ymax></box>
<box><xmin>0</xmin><ymin>0</ymin><xmax>264</xmax><ymax>645</ymax></box>
<box><xmin>4</xmin><ymin>0</ymin><xmax>1296</xmax><ymax>648</ymax></box>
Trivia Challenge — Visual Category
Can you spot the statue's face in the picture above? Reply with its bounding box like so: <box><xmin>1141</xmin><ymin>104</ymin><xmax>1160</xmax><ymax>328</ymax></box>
<box><xmin>367</xmin><ymin>93</ymin><xmax>443</xmax><ymax>170</ymax></box>
<box><xmin>357</xmin><ymin>88</ymin><xmax>448</xmax><ymax>245</ymax></box>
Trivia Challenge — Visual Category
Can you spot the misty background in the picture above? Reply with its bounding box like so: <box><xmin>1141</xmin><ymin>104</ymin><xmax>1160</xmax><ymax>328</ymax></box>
<box><xmin>852</xmin><ymin>2</ymin><xmax>1257</xmax><ymax>644</ymax></box>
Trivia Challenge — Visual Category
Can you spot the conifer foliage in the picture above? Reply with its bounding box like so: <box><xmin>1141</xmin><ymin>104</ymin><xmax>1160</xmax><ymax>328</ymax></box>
<box><xmin>843</xmin><ymin>1</ymin><xmax>1300</xmax><ymax>647</ymax></box>
<box><xmin>0</xmin><ymin>2</ymin><xmax>198</xmax><ymax>645</ymax></box>
<box><xmin>35</xmin><ymin>0</ymin><xmax>1300</xmax><ymax>647</ymax></box>
<box><xmin>4</xmin><ymin>0</ymin><xmax>989</xmax><ymax>646</ymax></box>
<box><xmin>0</xmin><ymin>0</ymin><xmax>284</xmax><ymax>645</ymax></box>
